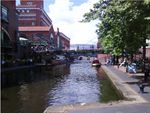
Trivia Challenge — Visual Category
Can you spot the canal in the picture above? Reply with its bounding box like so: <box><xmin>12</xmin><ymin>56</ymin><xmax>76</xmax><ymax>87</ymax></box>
<box><xmin>2</xmin><ymin>60</ymin><xmax>122</xmax><ymax>113</ymax></box>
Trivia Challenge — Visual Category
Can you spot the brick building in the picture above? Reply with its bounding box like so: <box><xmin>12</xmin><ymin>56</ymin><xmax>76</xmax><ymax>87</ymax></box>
<box><xmin>17</xmin><ymin>0</ymin><xmax>52</xmax><ymax>26</ymax></box>
<box><xmin>59</xmin><ymin>32</ymin><xmax>70</xmax><ymax>50</ymax></box>
<box><xmin>16</xmin><ymin>0</ymin><xmax>56</xmax><ymax>52</ymax></box>
<box><xmin>55</xmin><ymin>28</ymin><xmax>70</xmax><ymax>51</ymax></box>
<box><xmin>1</xmin><ymin>0</ymin><xmax>19</xmax><ymax>60</ymax></box>
<box><xmin>19</xmin><ymin>26</ymin><xmax>56</xmax><ymax>52</ymax></box>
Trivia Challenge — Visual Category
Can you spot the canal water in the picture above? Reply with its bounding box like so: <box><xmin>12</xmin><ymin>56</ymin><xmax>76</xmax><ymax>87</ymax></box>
<box><xmin>2</xmin><ymin>60</ymin><xmax>121</xmax><ymax>113</ymax></box>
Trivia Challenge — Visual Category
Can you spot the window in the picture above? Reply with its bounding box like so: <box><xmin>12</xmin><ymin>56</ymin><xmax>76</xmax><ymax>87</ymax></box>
<box><xmin>27</xmin><ymin>2</ymin><xmax>32</xmax><ymax>5</ymax></box>
<box><xmin>22</xmin><ymin>10</ymin><xmax>25</xmax><ymax>13</ymax></box>
<box><xmin>26</xmin><ymin>10</ymin><xmax>30</xmax><ymax>13</ymax></box>
<box><xmin>32</xmin><ymin>22</ymin><xmax>35</xmax><ymax>26</ymax></box>
<box><xmin>146</xmin><ymin>43</ymin><xmax>149</xmax><ymax>46</ymax></box>
<box><xmin>50</xmin><ymin>34</ymin><xmax>54</xmax><ymax>39</ymax></box>
<box><xmin>33</xmin><ymin>33</ymin><xmax>44</xmax><ymax>39</ymax></box>
<box><xmin>2</xmin><ymin>6</ymin><xmax>8</xmax><ymax>22</ymax></box>
<box><xmin>50</xmin><ymin>34</ymin><xmax>54</xmax><ymax>45</ymax></box>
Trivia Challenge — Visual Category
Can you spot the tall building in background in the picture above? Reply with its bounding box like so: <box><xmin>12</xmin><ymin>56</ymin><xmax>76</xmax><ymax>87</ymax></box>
<box><xmin>16</xmin><ymin>0</ymin><xmax>56</xmax><ymax>52</ymax></box>
<box><xmin>17</xmin><ymin>0</ymin><xmax>52</xmax><ymax>26</ymax></box>
<box><xmin>1</xmin><ymin>0</ymin><xmax>19</xmax><ymax>59</ymax></box>
<box><xmin>70</xmin><ymin>44</ymin><xmax>97</xmax><ymax>50</ymax></box>
<box><xmin>59</xmin><ymin>32</ymin><xmax>70</xmax><ymax>50</ymax></box>
<box><xmin>55</xmin><ymin>28</ymin><xmax>70</xmax><ymax>51</ymax></box>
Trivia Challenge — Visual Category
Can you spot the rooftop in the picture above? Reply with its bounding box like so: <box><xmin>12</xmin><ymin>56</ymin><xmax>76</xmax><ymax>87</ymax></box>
<box><xmin>59</xmin><ymin>32</ymin><xmax>70</xmax><ymax>41</ymax></box>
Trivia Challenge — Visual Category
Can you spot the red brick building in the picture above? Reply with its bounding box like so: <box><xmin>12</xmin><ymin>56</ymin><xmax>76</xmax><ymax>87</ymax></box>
<box><xmin>16</xmin><ymin>0</ymin><xmax>56</xmax><ymax>52</ymax></box>
<box><xmin>1</xmin><ymin>0</ymin><xmax>19</xmax><ymax>59</ymax></box>
<box><xmin>55</xmin><ymin>28</ymin><xmax>70</xmax><ymax>51</ymax></box>
<box><xmin>59</xmin><ymin>32</ymin><xmax>70</xmax><ymax>50</ymax></box>
<box><xmin>19</xmin><ymin>26</ymin><xmax>56</xmax><ymax>52</ymax></box>
<box><xmin>17</xmin><ymin>0</ymin><xmax>52</xmax><ymax>26</ymax></box>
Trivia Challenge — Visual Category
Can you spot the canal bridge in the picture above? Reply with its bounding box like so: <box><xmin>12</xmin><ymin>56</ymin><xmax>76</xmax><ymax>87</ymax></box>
<box><xmin>57</xmin><ymin>49</ymin><xmax>104</xmax><ymax>58</ymax></box>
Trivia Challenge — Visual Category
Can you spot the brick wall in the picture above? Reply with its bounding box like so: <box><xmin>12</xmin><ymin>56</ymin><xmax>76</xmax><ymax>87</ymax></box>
<box><xmin>1</xmin><ymin>0</ymin><xmax>19</xmax><ymax>57</ymax></box>
<box><xmin>2</xmin><ymin>0</ymin><xmax>18</xmax><ymax>42</ymax></box>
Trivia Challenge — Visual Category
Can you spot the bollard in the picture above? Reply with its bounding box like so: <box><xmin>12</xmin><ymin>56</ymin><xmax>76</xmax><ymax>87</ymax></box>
<box><xmin>144</xmin><ymin>69</ymin><xmax>149</xmax><ymax>82</ymax></box>
<box><xmin>139</xmin><ymin>84</ymin><xmax>144</xmax><ymax>93</ymax></box>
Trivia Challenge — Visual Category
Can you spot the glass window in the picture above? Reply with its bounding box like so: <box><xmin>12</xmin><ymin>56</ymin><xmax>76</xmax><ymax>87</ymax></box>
<box><xmin>27</xmin><ymin>2</ymin><xmax>32</xmax><ymax>5</ymax></box>
<box><xmin>22</xmin><ymin>10</ymin><xmax>24</xmax><ymax>13</ymax></box>
<box><xmin>2</xmin><ymin>6</ymin><xmax>8</xmax><ymax>21</ymax></box>
<box><xmin>50</xmin><ymin>34</ymin><xmax>54</xmax><ymax>45</ymax></box>
<box><xmin>26</xmin><ymin>10</ymin><xmax>29</xmax><ymax>13</ymax></box>
<box><xmin>32</xmin><ymin>22</ymin><xmax>35</xmax><ymax>26</ymax></box>
<box><xmin>50</xmin><ymin>34</ymin><xmax>54</xmax><ymax>39</ymax></box>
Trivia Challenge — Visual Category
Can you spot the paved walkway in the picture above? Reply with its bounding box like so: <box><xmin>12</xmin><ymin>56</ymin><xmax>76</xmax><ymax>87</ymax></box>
<box><xmin>69</xmin><ymin>103</ymin><xmax>150</xmax><ymax>113</ymax></box>
<box><xmin>106</xmin><ymin>65</ymin><xmax>150</xmax><ymax>102</ymax></box>
<box><xmin>44</xmin><ymin>65</ymin><xmax>150</xmax><ymax>113</ymax></box>
<box><xmin>112</xmin><ymin>65</ymin><xmax>150</xmax><ymax>102</ymax></box>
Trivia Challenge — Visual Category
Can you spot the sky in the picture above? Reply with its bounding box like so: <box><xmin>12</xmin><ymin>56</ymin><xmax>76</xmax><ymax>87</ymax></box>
<box><xmin>17</xmin><ymin>0</ymin><xmax>99</xmax><ymax>45</ymax></box>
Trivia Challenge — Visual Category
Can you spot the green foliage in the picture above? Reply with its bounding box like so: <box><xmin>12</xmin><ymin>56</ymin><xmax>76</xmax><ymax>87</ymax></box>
<box><xmin>82</xmin><ymin>0</ymin><xmax>150</xmax><ymax>56</ymax></box>
<box><xmin>144</xmin><ymin>0</ymin><xmax>150</xmax><ymax>4</ymax></box>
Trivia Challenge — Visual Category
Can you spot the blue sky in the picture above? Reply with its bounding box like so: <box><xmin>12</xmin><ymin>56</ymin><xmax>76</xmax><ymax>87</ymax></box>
<box><xmin>45</xmin><ymin>0</ymin><xmax>88</xmax><ymax>12</ymax></box>
<box><xmin>17</xmin><ymin>0</ymin><xmax>99</xmax><ymax>44</ymax></box>
<box><xmin>17</xmin><ymin>0</ymin><xmax>88</xmax><ymax>12</ymax></box>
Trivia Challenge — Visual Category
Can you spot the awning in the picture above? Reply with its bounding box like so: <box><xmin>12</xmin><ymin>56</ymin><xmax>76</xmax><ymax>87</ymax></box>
<box><xmin>19</xmin><ymin>37</ymin><xmax>28</xmax><ymax>41</ymax></box>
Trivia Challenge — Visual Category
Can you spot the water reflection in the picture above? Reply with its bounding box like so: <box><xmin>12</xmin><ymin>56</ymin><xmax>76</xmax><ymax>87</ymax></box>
<box><xmin>2</xmin><ymin>60</ymin><xmax>121</xmax><ymax>113</ymax></box>
<box><xmin>2</xmin><ymin>64</ymin><xmax>70</xmax><ymax>88</ymax></box>
<box><xmin>47</xmin><ymin>61</ymin><xmax>101</xmax><ymax>106</ymax></box>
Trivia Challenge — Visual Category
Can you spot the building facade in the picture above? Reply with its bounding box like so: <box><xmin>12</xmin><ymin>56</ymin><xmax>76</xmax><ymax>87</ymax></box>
<box><xmin>146</xmin><ymin>39</ymin><xmax>150</xmax><ymax>58</ymax></box>
<box><xmin>19</xmin><ymin>26</ymin><xmax>56</xmax><ymax>52</ymax></box>
<box><xmin>55</xmin><ymin>28</ymin><xmax>70</xmax><ymax>51</ymax></box>
<box><xmin>16</xmin><ymin>0</ymin><xmax>56</xmax><ymax>52</ymax></box>
<box><xmin>1</xmin><ymin>0</ymin><xmax>19</xmax><ymax>60</ymax></box>
<box><xmin>17</xmin><ymin>0</ymin><xmax>52</xmax><ymax>26</ymax></box>
<box><xmin>70</xmin><ymin>44</ymin><xmax>97</xmax><ymax>50</ymax></box>
<box><xmin>59</xmin><ymin>32</ymin><xmax>70</xmax><ymax>50</ymax></box>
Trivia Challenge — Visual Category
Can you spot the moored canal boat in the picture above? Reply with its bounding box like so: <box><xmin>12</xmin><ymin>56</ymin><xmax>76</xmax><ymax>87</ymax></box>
<box><xmin>92</xmin><ymin>59</ymin><xmax>101</xmax><ymax>67</ymax></box>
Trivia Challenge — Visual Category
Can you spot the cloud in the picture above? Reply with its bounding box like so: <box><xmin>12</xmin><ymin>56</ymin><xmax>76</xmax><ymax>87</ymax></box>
<box><xmin>47</xmin><ymin>0</ymin><xmax>99</xmax><ymax>44</ymax></box>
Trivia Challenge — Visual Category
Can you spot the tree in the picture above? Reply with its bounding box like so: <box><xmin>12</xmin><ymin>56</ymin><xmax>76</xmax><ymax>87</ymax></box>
<box><xmin>82</xmin><ymin>0</ymin><xmax>150</xmax><ymax>62</ymax></box>
<box><xmin>145</xmin><ymin>0</ymin><xmax>150</xmax><ymax>4</ymax></box>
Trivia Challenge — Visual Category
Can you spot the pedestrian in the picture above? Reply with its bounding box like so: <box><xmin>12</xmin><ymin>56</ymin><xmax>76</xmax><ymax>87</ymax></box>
<box><xmin>106</xmin><ymin>58</ymin><xmax>110</xmax><ymax>65</ymax></box>
<box><xmin>138</xmin><ymin>80</ymin><xmax>145</xmax><ymax>93</ymax></box>
<box><xmin>144</xmin><ymin>68</ymin><xmax>149</xmax><ymax>82</ymax></box>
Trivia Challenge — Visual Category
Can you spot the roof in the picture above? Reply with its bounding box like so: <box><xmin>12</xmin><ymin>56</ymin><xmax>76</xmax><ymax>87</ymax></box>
<box><xmin>59</xmin><ymin>32</ymin><xmax>70</xmax><ymax>41</ymax></box>
<box><xmin>19</xmin><ymin>26</ymin><xmax>51</xmax><ymax>32</ymax></box>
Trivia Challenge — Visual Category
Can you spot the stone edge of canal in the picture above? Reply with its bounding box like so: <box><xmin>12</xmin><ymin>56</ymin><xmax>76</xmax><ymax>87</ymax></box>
<box><xmin>43</xmin><ymin>65</ymin><xmax>148</xmax><ymax>113</ymax></box>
